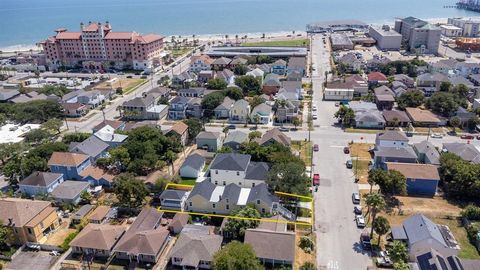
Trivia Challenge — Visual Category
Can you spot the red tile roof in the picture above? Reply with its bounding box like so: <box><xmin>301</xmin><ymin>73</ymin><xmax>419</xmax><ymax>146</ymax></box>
<box><xmin>56</xmin><ymin>32</ymin><xmax>82</xmax><ymax>40</ymax></box>
<box><xmin>104</xmin><ymin>32</ymin><xmax>136</xmax><ymax>40</ymax></box>
<box><xmin>368</xmin><ymin>72</ymin><xmax>388</xmax><ymax>82</ymax></box>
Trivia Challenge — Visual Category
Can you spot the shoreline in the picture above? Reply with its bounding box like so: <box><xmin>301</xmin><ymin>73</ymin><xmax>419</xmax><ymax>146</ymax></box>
<box><xmin>0</xmin><ymin>16</ymin><xmax>472</xmax><ymax>53</ymax></box>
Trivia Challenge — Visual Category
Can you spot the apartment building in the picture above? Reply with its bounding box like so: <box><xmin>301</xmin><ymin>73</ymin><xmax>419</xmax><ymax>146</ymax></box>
<box><xmin>394</xmin><ymin>17</ymin><xmax>441</xmax><ymax>54</ymax></box>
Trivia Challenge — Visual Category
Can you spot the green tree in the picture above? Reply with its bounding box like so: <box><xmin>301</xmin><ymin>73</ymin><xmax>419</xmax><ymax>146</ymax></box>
<box><xmin>39</xmin><ymin>85</ymin><xmax>71</xmax><ymax>96</ymax></box>
<box><xmin>24</xmin><ymin>128</ymin><xmax>51</xmax><ymax>144</ymax></box>
<box><xmin>223</xmin><ymin>206</ymin><xmax>261</xmax><ymax>240</ymax></box>
<box><xmin>157</xmin><ymin>96</ymin><xmax>169</xmax><ymax>105</ymax></box>
<box><xmin>440</xmin><ymin>81</ymin><xmax>452</xmax><ymax>92</ymax></box>
<box><xmin>80</xmin><ymin>190</ymin><xmax>92</xmax><ymax>202</ymax></box>
<box><xmin>299</xmin><ymin>262</ymin><xmax>316</xmax><ymax>270</ymax></box>
<box><xmin>0</xmin><ymin>113</ymin><xmax>6</xmax><ymax>126</ymax></box>
<box><xmin>426</xmin><ymin>92</ymin><xmax>462</xmax><ymax>117</ymax></box>
<box><xmin>467</xmin><ymin>116</ymin><xmax>480</xmax><ymax>131</ymax></box>
<box><xmin>393</xmin><ymin>261</ymin><xmax>410</xmax><ymax>270</ymax></box>
<box><xmin>292</xmin><ymin>118</ymin><xmax>301</xmax><ymax>130</ymax></box>
<box><xmin>235</xmin><ymin>75</ymin><xmax>262</xmax><ymax>95</ymax></box>
<box><xmin>108</xmin><ymin>147</ymin><xmax>130</xmax><ymax>171</ymax></box>
<box><xmin>164</xmin><ymin>150</ymin><xmax>177</xmax><ymax>173</ymax></box>
<box><xmin>218</xmin><ymin>146</ymin><xmax>233</xmax><ymax>153</ymax></box>
<box><xmin>113</xmin><ymin>173</ymin><xmax>149</xmax><ymax>208</ymax></box>
<box><xmin>267</xmin><ymin>162</ymin><xmax>310</xmax><ymax>195</ymax></box>
<box><xmin>213</xmin><ymin>241</ymin><xmax>264</xmax><ymax>270</ymax></box>
<box><xmin>299</xmin><ymin>236</ymin><xmax>315</xmax><ymax>253</ymax></box>
<box><xmin>249</xmin><ymin>96</ymin><xmax>266</xmax><ymax>109</ymax></box>
<box><xmin>183</xmin><ymin>118</ymin><xmax>203</xmax><ymax>139</ymax></box>
<box><xmin>334</xmin><ymin>105</ymin><xmax>355</xmax><ymax>127</ymax></box>
<box><xmin>373</xmin><ymin>216</ymin><xmax>390</xmax><ymax>246</ymax></box>
<box><xmin>397</xmin><ymin>90</ymin><xmax>424</xmax><ymax>110</ymax></box>
<box><xmin>0</xmin><ymin>223</ymin><xmax>15</xmax><ymax>250</ymax></box>
<box><xmin>248</xmin><ymin>131</ymin><xmax>262</xmax><ymax>142</ymax></box>
<box><xmin>207</xmin><ymin>78</ymin><xmax>228</xmax><ymax>90</ymax></box>
<box><xmin>233</xmin><ymin>64</ymin><xmax>248</xmax><ymax>75</ymax></box>
<box><xmin>62</xmin><ymin>132</ymin><xmax>91</xmax><ymax>144</ymax></box>
<box><xmin>202</xmin><ymin>92</ymin><xmax>226</xmax><ymax>118</ymax></box>
<box><xmin>224</xmin><ymin>87</ymin><xmax>244</xmax><ymax>100</ymax></box>
<box><xmin>13</xmin><ymin>100</ymin><xmax>63</xmax><ymax>124</ymax></box>
<box><xmin>449</xmin><ymin>116</ymin><xmax>461</xmax><ymax>133</ymax></box>
<box><xmin>369</xmin><ymin>169</ymin><xmax>406</xmax><ymax>196</ymax></box>
<box><xmin>388</xmin><ymin>240</ymin><xmax>408</xmax><ymax>264</ymax></box>
<box><xmin>364</xmin><ymin>193</ymin><xmax>386</xmax><ymax>238</ymax></box>
<box><xmin>256</xmin><ymin>55</ymin><xmax>273</xmax><ymax>64</ymax></box>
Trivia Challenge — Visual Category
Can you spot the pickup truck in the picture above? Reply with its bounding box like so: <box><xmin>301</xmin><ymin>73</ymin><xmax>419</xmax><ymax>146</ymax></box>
<box><xmin>312</xmin><ymin>174</ymin><xmax>320</xmax><ymax>186</ymax></box>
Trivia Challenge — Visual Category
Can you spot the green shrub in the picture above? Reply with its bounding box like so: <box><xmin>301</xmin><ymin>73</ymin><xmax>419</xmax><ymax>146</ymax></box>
<box><xmin>299</xmin><ymin>236</ymin><xmax>315</xmax><ymax>252</ymax></box>
<box><xmin>462</xmin><ymin>205</ymin><xmax>480</xmax><ymax>221</ymax></box>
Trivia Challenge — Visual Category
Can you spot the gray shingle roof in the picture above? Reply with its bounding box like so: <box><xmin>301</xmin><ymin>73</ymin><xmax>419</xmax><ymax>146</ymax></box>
<box><xmin>221</xmin><ymin>183</ymin><xmax>242</xmax><ymax>204</ymax></box>
<box><xmin>245</xmin><ymin>162</ymin><xmax>269</xmax><ymax>180</ymax></box>
<box><xmin>159</xmin><ymin>190</ymin><xmax>187</xmax><ymax>201</ymax></box>
<box><xmin>214</xmin><ymin>96</ymin><xmax>234</xmax><ymax>111</ymax></box>
<box><xmin>247</xmin><ymin>183</ymin><xmax>279</xmax><ymax>206</ymax></box>
<box><xmin>443</xmin><ymin>143</ymin><xmax>480</xmax><ymax>163</ymax></box>
<box><xmin>196</xmin><ymin>131</ymin><xmax>221</xmax><ymax>140</ymax></box>
<box><xmin>414</xmin><ymin>141</ymin><xmax>440</xmax><ymax>165</ymax></box>
<box><xmin>19</xmin><ymin>171</ymin><xmax>63</xmax><ymax>187</ymax></box>
<box><xmin>51</xmin><ymin>181</ymin><xmax>89</xmax><ymax>200</ymax></box>
<box><xmin>187</xmin><ymin>180</ymin><xmax>216</xmax><ymax>201</ymax></box>
<box><xmin>402</xmin><ymin>214</ymin><xmax>447</xmax><ymax>247</ymax></box>
<box><xmin>374</xmin><ymin>146</ymin><xmax>418</xmax><ymax>159</ymax></box>
<box><xmin>244</xmin><ymin>229</ymin><xmax>295</xmax><ymax>262</ymax></box>
<box><xmin>224</xmin><ymin>131</ymin><xmax>248</xmax><ymax>145</ymax></box>
<box><xmin>170</xmin><ymin>231</ymin><xmax>222</xmax><ymax>267</ymax></box>
<box><xmin>181</xmin><ymin>154</ymin><xmax>205</xmax><ymax>171</ymax></box>
<box><xmin>209</xmin><ymin>153</ymin><xmax>251</xmax><ymax>171</ymax></box>
<box><xmin>69</xmin><ymin>135</ymin><xmax>109</xmax><ymax>158</ymax></box>
<box><xmin>376</xmin><ymin>130</ymin><xmax>409</xmax><ymax>142</ymax></box>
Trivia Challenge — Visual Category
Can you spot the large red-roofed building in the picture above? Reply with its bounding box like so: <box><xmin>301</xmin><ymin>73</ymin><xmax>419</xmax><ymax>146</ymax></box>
<box><xmin>39</xmin><ymin>21</ymin><xmax>164</xmax><ymax>71</ymax></box>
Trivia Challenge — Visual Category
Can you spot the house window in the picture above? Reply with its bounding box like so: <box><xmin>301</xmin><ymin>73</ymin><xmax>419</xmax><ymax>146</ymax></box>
<box><xmin>236</xmin><ymin>172</ymin><xmax>240</xmax><ymax>176</ymax></box>
<box><xmin>257</xmin><ymin>200</ymin><xmax>260</xmax><ymax>205</ymax></box>
<box><xmin>215</xmin><ymin>181</ymin><xmax>218</xmax><ymax>185</ymax></box>
<box><xmin>223</xmin><ymin>181</ymin><xmax>226</xmax><ymax>186</ymax></box>
<box><xmin>215</xmin><ymin>170</ymin><xmax>218</xmax><ymax>174</ymax></box>
<box><xmin>212</xmin><ymin>203</ymin><xmax>216</xmax><ymax>208</ymax></box>
<box><xmin>189</xmin><ymin>202</ymin><xmax>192</xmax><ymax>207</ymax></box>
<box><xmin>27</xmin><ymin>228</ymin><xmax>33</xmax><ymax>234</ymax></box>
<box><xmin>262</xmin><ymin>208</ymin><xmax>265</xmax><ymax>214</ymax></box>
<box><xmin>226</xmin><ymin>205</ymin><xmax>229</xmax><ymax>210</ymax></box>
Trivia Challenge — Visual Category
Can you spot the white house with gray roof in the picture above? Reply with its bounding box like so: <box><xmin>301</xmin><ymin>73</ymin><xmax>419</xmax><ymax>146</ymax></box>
<box><xmin>18</xmin><ymin>171</ymin><xmax>64</xmax><ymax>197</ymax></box>
<box><xmin>196</xmin><ymin>131</ymin><xmax>222</xmax><ymax>152</ymax></box>
<box><xmin>375</xmin><ymin>130</ymin><xmax>409</xmax><ymax>148</ymax></box>
<box><xmin>391</xmin><ymin>214</ymin><xmax>459</xmax><ymax>261</ymax></box>
<box><xmin>209</xmin><ymin>153</ymin><xmax>269</xmax><ymax>188</ymax></box>
<box><xmin>180</xmin><ymin>154</ymin><xmax>205</xmax><ymax>179</ymax></box>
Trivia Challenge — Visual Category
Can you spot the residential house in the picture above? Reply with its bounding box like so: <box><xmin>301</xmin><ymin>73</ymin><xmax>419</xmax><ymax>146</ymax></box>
<box><xmin>72</xmin><ymin>204</ymin><xmax>94</xmax><ymax>224</ymax></box>
<box><xmin>383</xmin><ymin>110</ymin><xmax>411</xmax><ymax>127</ymax></box>
<box><xmin>92</xmin><ymin>120</ymin><xmax>125</xmax><ymax>133</ymax></box>
<box><xmin>150</xmin><ymin>87</ymin><xmax>171</xmax><ymax>98</ymax></box>
<box><xmin>172</xmin><ymin>71</ymin><xmax>196</xmax><ymax>88</ymax></box>
<box><xmin>375</xmin><ymin>130</ymin><xmax>409</xmax><ymax>148</ymax></box>
<box><xmin>286</xmin><ymin>70</ymin><xmax>303</xmax><ymax>82</ymax></box>
<box><xmin>18</xmin><ymin>171</ymin><xmax>64</xmax><ymax>197</ymax></box>
<box><xmin>180</xmin><ymin>154</ymin><xmax>206</xmax><ymax>179</ymax></box>
<box><xmin>374</xmin><ymin>146</ymin><xmax>418</xmax><ymax>169</ymax></box>
<box><xmin>442</xmin><ymin>142</ymin><xmax>480</xmax><ymax>164</ymax></box>
<box><xmin>168</xmin><ymin>213</ymin><xmax>189</xmax><ymax>234</ymax></box>
<box><xmin>367</xmin><ymin>72</ymin><xmax>388</xmax><ymax>86</ymax></box>
<box><xmin>412</xmin><ymin>248</ymin><xmax>476</xmax><ymax>270</ymax></box>
<box><xmin>121</xmin><ymin>91</ymin><xmax>168</xmax><ymax>120</ymax></box>
<box><xmin>413</xmin><ymin>140</ymin><xmax>441</xmax><ymax>165</ymax></box>
<box><xmin>255</xmin><ymin>128</ymin><xmax>291</xmax><ymax>146</ymax></box>
<box><xmin>177</xmin><ymin>87</ymin><xmax>205</xmax><ymax>98</ymax></box>
<box><xmin>457</xmin><ymin>62</ymin><xmax>480</xmax><ymax>77</ymax></box>
<box><xmin>185</xmin><ymin>181</ymin><xmax>282</xmax><ymax>216</ymax></box>
<box><xmin>51</xmin><ymin>180</ymin><xmax>90</xmax><ymax>205</ymax></box>
<box><xmin>70</xmin><ymin>223</ymin><xmax>126</xmax><ymax>258</ymax></box>
<box><xmin>324</xmin><ymin>75</ymin><xmax>368</xmax><ymax>100</ymax></box>
<box><xmin>196</xmin><ymin>131</ymin><xmax>222</xmax><ymax>152</ymax></box>
<box><xmin>287</xmin><ymin>57</ymin><xmax>306</xmax><ymax>75</ymax></box>
<box><xmin>429</xmin><ymin>59</ymin><xmax>458</xmax><ymax>75</ymax></box>
<box><xmin>229</xmin><ymin>57</ymin><xmax>248</xmax><ymax>69</ymax></box>
<box><xmin>246</xmin><ymin>68</ymin><xmax>265</xmax><ymax>84</ymax></box>
<box><xmin>209</xmin><ymin>153</ymin><xmax>269</xmax><ymax>187</ymax></box>
<box><xmin>93</xmin><ymin>125</ymin><xmax>128</xmax><ymax>148</ymax></box>
<box><xmin>257</xmin><ymin>63</ymin><xmax>272</xmax><ymax>74</ymax></box>
<box><xmin>374</xmin><ymin>85</ymin><xmax>395</xmax><ymax>110</ymax></box>
<box><xmin>386</xmin><ymin>163</ymin><xmax>440</xmax><ymax>197</ymax></box>
<box><xmin>449</xmin><ymin>75</ymin><xmax>475</xmax><ymax>90</ymax></box>
<box><xmin>394</xmin><ymin>74</ymin><xmax>415</xmax><ymax>88</ymax></box>
<box><xmin>186</xmin><ymin>97</ymin><xmax>203</xmax><ymax>119</ymax></box>
<box><xmin>77</xmin><ymin>90</ymin><xmax>105</xmax><ymax>108</ymax></box>
<box><xmin>211</xmin><ymin>57</ymin><xmax>231</xmax><ymax>70</ymax></box>
<box><xmin>355</xmin><ymin>110</ymin><xmax>385</xmax><ymax>129</ymax></box>
<box><xmin>214</xmin><ymin>96</ymin><xmax>234</xmax><ymax>119</ymax></box>
<box><xmin>80</xmin><ymin>166</ymin><xmax>115</xmax><ymax>187</ymax></box>
<box><xmin>406</xmin><ymin>107</ymin><xmax>444</xmax><ymax>127</ymax></box>
<box><xmin>0</xmin><ymin>88</ymin><xmax>20</xmax><ymax>102</ymax></box>
<box><xmin>159</xmin><ymin>190</ymin><xmax>188</xmax><ymax>211</ymax></box>
<box><xmin>280</xmin><ymin>80</ymin><xmax>303</xmax><ymax>100</ymax></box>
<box><xmin>229</xmin><ymin>99</ymin><xmax>250</xmax><ymax>123</ymax></box>
<box><xmin>250</xmin><ymin>103</ymin><xmax>273</xmax><ymax>124</ymax></box>
<box><xmin>256</xmin><ymin>215</ymin><xmax>288</xmax><ymax>232</ymax></box>
<box><xmin>48</xmin><ymin>152</ymin><xmax>91</xmax><ymax>180</ymax></box>
<box><xmin>168</xmin><ymin>96</ymin><xmax>190</xmax><ymax>120</ymax></box>
<box><xmin>391</xmin><ymin>81</ymin><xmax>408</xmax><ymax>97</ymax></box>
<box><xmin>275</xmin><ymin>100</ymin><xmax>300</xmax><ymax>123</ymax></box>
<box><xmin>244</xmin><ymin>229</ymin><xmax>295</xmax><ymax>267</ymax></box>
<box><xmin>87</xmin><ymin>206</ymin><xmax>111</xmax><ymax>224</ymax></box>
<box><xmin>223</xmin><ymin>130</ymin><xmax>248</xmax><ymax>150</ymax></box>
<box><xmin>455</xmin><ymin>107</ymin><xmax>476</xmax><ymax>128</ymax></box>
<box><xmin>69</xmin><ymin>135</ymin><xmax>110</xmax><ymax>163</ymax></box>
<box><xmin>0</xmin><ymin>198</ymin><xmax>60</xmax><ymax>244</ymax></box>
<box><xmin>391</xmin><ymin>214</ymin><xmax>459</xmax><ymax>261</ymax></box>
<box><xmin>170</xmin><ymin>226</ymin><xmax>222</xmax><ymax>270</ymax></box>
<box><xmin>263</xmin><ymin>73</ymin><xmax>282</xmax><ymax>95</ymax></box>
<box><xmin>167</xmin><ymin>121</ymin><xmax>189</xmax><ymax>146</ymax></box>
<box><xmin>271</xmin><ymin>59</ymin><xmax>287</xmax><ymax>75</ymax></box>
<box><xmin>190</xmin><ymin>55</ymin><xmax>213</xmax><ymax>73</ymax></box>
<box><xmin>216</xmin><ymin>69</ymin><xmax>235</xmax><ymax>84</ymax></box>
<box><xmin>114</xmin><ymin>208</ymin><xmax>170</xmax><ymax>264</ymax></box>
<box><xmin>197</xmin><ymin>70</ymin><xmax>215</xmax><ymax>84</ymax></box>
<box><xmin>337</xmin><ymin>53</ymin><xmax>364</xmax><ymax>72</ymax></box>
<box><xmin>416</xmin><ymin>73</ymin><xmax>449</xmax><ymax>96</ymax></box>
<box><xmin>62</xmin><ymin>103</ymin><xmax>89</xmax><ymax>117</ymax></box>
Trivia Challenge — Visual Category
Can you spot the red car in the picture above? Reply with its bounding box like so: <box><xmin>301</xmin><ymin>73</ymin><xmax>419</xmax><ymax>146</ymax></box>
<box><xmin>313</xmin><ymin>144</ymin><xmax>319</xmax><ymax>151</ymax></box>
<box><xmin>461</xmin><ymin>134</ymin><xmax>474</xmax><ymax>140</ymax></box>
<box><xmin>313</xmin><ymin>174</ymin><xmax>320</xmax><ymax>186</ymax></box>
<box><xmin>343</xmin><ymin>146</ymin><xmax>350</xmax><ymax>154</ymax></box>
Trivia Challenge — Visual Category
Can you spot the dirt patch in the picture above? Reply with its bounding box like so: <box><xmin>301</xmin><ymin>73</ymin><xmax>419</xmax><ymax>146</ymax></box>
<box><xmin>349</xmin><ymin>143</ymin><xmax>373</xmax><ymax>184</ymax></box>
<box><xmin>43</xmin><ymin>221</ymin><xmax>76</xmax><ymax>246</ymax></box>
<box><xmin>94</xmin><ymin>78</ymin><xmax>141</xmax><ymax>91</ymax></box>
<box><xmin>295</xmin><ymin>232</ymin><xmax>316</xmax><ymax>270</ymax></box>
<box><xmin>349</xmin><ymin>143</ymin><xmax>373</xmax><ymax>160</ymax></box>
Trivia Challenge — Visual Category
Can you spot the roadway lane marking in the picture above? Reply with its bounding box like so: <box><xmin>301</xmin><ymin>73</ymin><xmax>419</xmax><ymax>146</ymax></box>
<box><xmin>330</xmin><ymin>145</ymin><xmax>344</xmax><ymax>148</ymax></box>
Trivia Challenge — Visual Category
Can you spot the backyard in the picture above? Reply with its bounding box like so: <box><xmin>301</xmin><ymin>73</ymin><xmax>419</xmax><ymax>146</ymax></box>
<box><xmin>241</xmin><ymin>38</ymin><xmax>309</xmax><ymax>47</ymax></box>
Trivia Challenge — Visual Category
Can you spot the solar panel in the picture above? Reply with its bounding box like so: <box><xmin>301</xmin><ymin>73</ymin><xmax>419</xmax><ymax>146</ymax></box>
<box><xmin>437</xmin><ymin>255</ymin><xmax>449</xmax><ymax>270</ymax></box>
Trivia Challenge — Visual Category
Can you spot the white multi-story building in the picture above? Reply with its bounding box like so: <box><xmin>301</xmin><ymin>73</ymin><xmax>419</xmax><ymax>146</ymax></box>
<box><xmin>448</xmin><ymin>17</ymin><xmax>480</xmax><ymax>37</ymax></box>
<box><xmin>209</xmin><ymin>153</ymin><xmax>269</xmax><ymax>188</ymax></box>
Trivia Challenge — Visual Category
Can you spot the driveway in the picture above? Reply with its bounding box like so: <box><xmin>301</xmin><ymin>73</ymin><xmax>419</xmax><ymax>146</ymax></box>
<box><xmin>6</xmin><ymin>251</ymin><xmax>57</xmax><ymax>270</ymax></box>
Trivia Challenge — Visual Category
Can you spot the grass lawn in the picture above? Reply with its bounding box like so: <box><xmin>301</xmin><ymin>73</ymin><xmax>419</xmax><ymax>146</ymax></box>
<box><xmin>291</xmin><ymin>140</ymin><xmax>313</xmax><ymax>166</ymax></box>
<box><xmin>179</xmin><ymin>178</ymin><xmax>197</xmax><ymax>185</ymax></box>
<box><xmin>122</xmin><ymin>79</ymin><xmax>147</xmax><ymax>95</ymax></box>
<box><xmin>349</xmin><ymin>143</ymin><xmax>373</xmax><ymax>159</ymax></box>
<box><xmin>349</xmin><ymin>143</ymin><xmax>373</xmax><ymax>184</ymax></box>
<box><xmin>170</xmin><ymin>47</ymin><xmax>193</xmax><ymax>58</ymax></box>
<box><xmin>414</xmin><ymin>127</ymin><xmax>445</xmax><ymax>134</ymax></box>
<box><xmin>241</xmin><ymin>38</ymin><xmax>309</xmax><ymax>47</ymax></box>
<box><xmin>345</xmin><ymin>128</ymin><xmax>382</xmax><ymax>134</ymax></box>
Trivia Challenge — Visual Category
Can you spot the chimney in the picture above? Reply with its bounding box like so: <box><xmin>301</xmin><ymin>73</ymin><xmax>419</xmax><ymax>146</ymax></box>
<box><xmin>8</xmin><ymin>218</ymin><xmax>13</xmax><ymax>226</ymax></box>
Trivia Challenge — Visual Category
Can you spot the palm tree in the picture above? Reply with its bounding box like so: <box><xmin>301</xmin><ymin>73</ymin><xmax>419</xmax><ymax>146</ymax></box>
<box><xmin>235</xmin><ymin>34</ymin><xmax>239</xmax><ymax>44</ymax></box>
<box><xmin>253</xmin><ymin>114</ymin><xmax>260</xmax><ymax>129</ymax></box>
<box><xmin>373</xmin><ymin>216</ymin><xmax>390</xmax><ymax>246</ymax></box>
<box><xmin>261</xmin><ymin>33</ymin><xmax>266</xmax><ymax>40</ymax></box>
<box><xmin>365</xmin><ymin>193</ymin><xmax>386</xmax><ymax>238</ymax></box>
<box><xmin>222</xmin><ymin>126</ymin><xmax>230</xmax><ymax>141</ymax></box>
<box><xmin>225</xmin><ymin>34</ymin><xmax>229</xmax><ymax>43</ymax></box>
<box><xmin>165</xmin><ymin>150</ymin><xmax>176</xmax><ymax>174</ymax></box>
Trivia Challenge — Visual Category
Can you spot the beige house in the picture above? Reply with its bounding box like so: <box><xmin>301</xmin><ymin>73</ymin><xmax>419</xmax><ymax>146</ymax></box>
<box><xmin>229</xmin><ymin>99</ymin><xmax>251</xmax><ymax>123</ymax></box>
<box><xmin>0</xmin><ymin>198</ymin><xmax>60</xmax><ymax>244</ymax></box>
<box><xmin>70</xmin><ymin>223</ymin><xmax>126</xmax><ymax>258</ymax></box>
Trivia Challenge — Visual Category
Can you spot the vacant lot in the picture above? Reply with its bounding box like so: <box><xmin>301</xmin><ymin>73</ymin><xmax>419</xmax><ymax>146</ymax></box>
<box><xmin>295</xmin><ymin>232</ymin><xmax>316</xmax><ymax>270</ymax></box>
<box><xmin>349</xmin><ymin>143</ymin><xmax>373</xmax><ymax>184</ymax></box>
<box><xmin>292</xmin><ymin>140</ymin><xmax>313</xmax><ymax>166</ymax></box>
<box><xmin>241</xmin><ymin>38</ymin><xmax>309</xmax><ymax>47</ymax></box>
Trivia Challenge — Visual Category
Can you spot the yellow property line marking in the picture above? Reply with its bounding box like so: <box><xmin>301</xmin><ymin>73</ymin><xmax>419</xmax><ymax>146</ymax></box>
<box><xmin>157</xmin><ymin>208</ymin><xmax>313</xmax><ymax>226</ymax></box>
<box><xmin>274</xmin><ymin>191</ymin><xmax>313</xmax><ymax>201</ymax></box>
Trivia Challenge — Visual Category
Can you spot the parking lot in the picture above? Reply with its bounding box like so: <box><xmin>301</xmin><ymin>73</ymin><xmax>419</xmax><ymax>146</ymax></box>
<box><xmin>6</xmin><ymin>251</ymin><xmax>57</xmax><ymax>270</ymax></box>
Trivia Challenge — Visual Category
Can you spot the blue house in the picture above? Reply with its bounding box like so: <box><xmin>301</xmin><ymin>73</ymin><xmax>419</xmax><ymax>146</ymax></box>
<box><xmin>168</xmin><ymin>96</ymin><xmax>190</xmax><ymax>120</ymax></box>
<box><xmin>48</xmin><ymin>152</ymin><xmax>91</xmax><ymax>180</ymax></box>
<box><xmin>79</xmin><ymin>166</ymin><xmax>115</xmax><ymax>187</ymax></box>
<box><xmin>271</xmin><ymin>59</ymin><xmax>287</xmax><ymax>75</ymax></box>
<box><xmin>386</xmin><ymin>163</ymin><xmax>440</xmax><ymax>197</ymax></box>
<box><xmin>69</xmin><ymin>136</ymin><xmax>110</xmax><ymax>163</ymax></box>
<box><xmin>18</xmin><ymin>171</ymin><xmax>64</xmax><ymax>197</ymax></box>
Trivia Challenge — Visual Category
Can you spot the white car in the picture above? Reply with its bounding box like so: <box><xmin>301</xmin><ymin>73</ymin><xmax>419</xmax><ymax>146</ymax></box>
<box><xmin>356</xmin><ymin>215</ymin><xmax>366</xmax><ymax>228</ymax></box>
<box><xmin>430</xmin><ymin>133</ymin><xmax>443</xmax><ymax>139</ymax></box>
<box><xmin>312</xmin><ymin>105</ymin><xmax>317</xmax><ymax>111</ymax></box>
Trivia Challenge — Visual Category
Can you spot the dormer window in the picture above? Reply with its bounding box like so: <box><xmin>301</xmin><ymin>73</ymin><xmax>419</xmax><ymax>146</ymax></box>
<box><xmin>257</xmin><ymin>200</ymin><xmax>260</xmax><ymax>205</ymax></box>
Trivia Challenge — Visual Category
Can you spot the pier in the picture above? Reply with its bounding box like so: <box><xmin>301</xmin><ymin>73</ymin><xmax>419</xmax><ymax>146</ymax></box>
<box><xmin>456</xmin><ymin>0</ymin><xmax>480</xmax><ymax>12</ymax></box>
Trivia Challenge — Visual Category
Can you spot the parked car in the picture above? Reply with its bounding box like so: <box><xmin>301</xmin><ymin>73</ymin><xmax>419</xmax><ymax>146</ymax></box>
<box><xmin>313</xmin><ymin>174</ymin><xmax>320</xmax><ymax>186</ymax></box>
<box><xmin>356</xmin><ymin>215</ymin><xmax>366</xmax><ymax>228</ymax></box>
<box><xmin>352</xmin><ymin>192</ymin><xmax>360</xmax><ymax>204</ymax></box>
<box><xmin>354</xmin><ymin>205</ymin><xmax>362</xmax><ymax>214</ymax></box>
<box><xmin>343</xmin><ymin>146</ymin><xmax>350</xmax><ymax>154</ymax></box>
<box><xmin>312</xmin><ymin>105</ymin><xmax>317</xmax><ymax>111</ymax></box>
<box><xmin>376</xmin><ymin>251</ymin><xmax>393</xmax><ymax>267</ymax></box>
<box><xmin>360</xmin><ymin>231</ymin><xmax>371</xmax><ymax>250</ymax></box>
<box><xmin>227</xmin><ymin>124</ymin><xmax>236</xmax><ymax>130</ymax></box>
<box><xmin>461</xmin><ymin>134</ymin><xmax>474</xmax><ymax>139</ymax></box>
<box><xmin>313</xmin><ymin>144</ymin><xmax>319</xmax><ymax>151</ymax></box>
<box><xmin>430</xmin><ymin>133</ymin><xmax>443</xmax><ymax>139</ymax></box>
<box><xmin>335</xmin><ymin>102</ymin><xmax>340</xmax><ymax>107</ymax></box>
<box><xmin>346</xmin><ymin>160</ymin><xmax>353</xmax><ymax>169</ymax></box>
<box><xmin>279</xmin><ymin>127</ymin><xmax>289</xmax><ymax>132</ymax></box>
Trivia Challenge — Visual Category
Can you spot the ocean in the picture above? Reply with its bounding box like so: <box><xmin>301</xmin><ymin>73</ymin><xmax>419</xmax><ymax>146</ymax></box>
<box><xmin>0</xmin><ymin>0</ymin><xmax>478</xmax><ymax>49</ymax></box>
